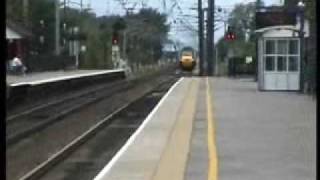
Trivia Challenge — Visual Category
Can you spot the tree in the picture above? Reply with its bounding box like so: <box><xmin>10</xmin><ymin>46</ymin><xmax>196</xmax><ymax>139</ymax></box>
<box><xmin>6</xmin><ymin>1</ymin><xmax>170</xmax><ymax>70</ymax></box>
<box><xmin>29</xmin><ymin>0</ymin><xmax>55</xmax><ymax>52</ymax></box>
<box><xmin>228</xmin><ymin>2</ymin><xmax>256</xmax><ymax>42</ymax></box>
<box><xmin>6</xmin><ymin>0</ymin><xmax>56</xmax><ymax>52</ymax></box>
<box><xmin>255</xmin><ymin>0</ymin><xmax>265</xmax><ymax>7</ymax></box>
<box><xmin>6</xmin><ymin>0</ymin><xmax>24</xmax><ymax>22</ymax></box>
<box><xmin>215</xmin><ymin>2</ymin><xmax>257</xmax><ymax>76</ymax></box>
<box><xmin>217</xmin><ymin>2</ymin><xmax>257</xmax><ymax>58</ymax></box>
<box><xmin>123</xmin><ymin>8</ymin><xmax>170</xmax><ymax>65</ymax></box>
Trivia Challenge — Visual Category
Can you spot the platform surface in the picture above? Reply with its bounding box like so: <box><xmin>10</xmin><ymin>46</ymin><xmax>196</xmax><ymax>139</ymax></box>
<box><xmin>212</xmin><ymin>77</ymin><xmax>316</xmax><ymax>180</ymax></box>
<box><xmin>93</xmin><ymin>77</ymin><xmax>316</xmax><ymax>180</ymax></box>
<box><xmin>6</xmin><ymin>69</ymin><xmax>124</xmax><ymax>86</ymax></box>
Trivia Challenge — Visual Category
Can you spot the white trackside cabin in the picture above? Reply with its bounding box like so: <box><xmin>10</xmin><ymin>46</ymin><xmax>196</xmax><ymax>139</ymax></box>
<box><xmin>255</xmin><ymin>19</ymin><xmax>309</xmax><ymax>91</ymax></box>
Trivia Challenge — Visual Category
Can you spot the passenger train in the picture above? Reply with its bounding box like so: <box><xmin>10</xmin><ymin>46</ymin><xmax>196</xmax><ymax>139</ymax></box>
<box><xmin>179</xmin><ymin>47</ymin><xmax>196</xmax><ymax>71</ymax></box>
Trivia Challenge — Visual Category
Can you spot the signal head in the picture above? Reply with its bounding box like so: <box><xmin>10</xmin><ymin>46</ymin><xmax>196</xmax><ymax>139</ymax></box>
<box><xmin>112</xmin><ymin>31</ymin><xmax>119</xmax><ymax>45</ymax></box>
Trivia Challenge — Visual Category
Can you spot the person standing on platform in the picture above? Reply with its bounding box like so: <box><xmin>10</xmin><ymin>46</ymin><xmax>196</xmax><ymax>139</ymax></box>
<box><xmin>10</xmin><ymin>56</ymin><xmax>27</xmax><ymax>75</ymax></box>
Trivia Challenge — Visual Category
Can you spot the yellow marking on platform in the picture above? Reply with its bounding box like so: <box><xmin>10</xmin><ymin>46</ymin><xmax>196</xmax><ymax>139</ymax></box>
<box><xmin>206</xmin><ymin>77</ymin><xmax>218</xmax><ymax>180</ymax></box>
<box><xmin>152</xmin><ymin>78</ymin><xmax>199</xmax><ymax>180</ymax></box>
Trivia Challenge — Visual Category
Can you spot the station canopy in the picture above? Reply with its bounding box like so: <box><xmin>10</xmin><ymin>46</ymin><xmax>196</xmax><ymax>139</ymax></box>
<box><xmin>6</xmin><ymin>27</ymin><xmax>22</xmax><ymax>39</ymax></box>
<box><xmin>256</xmin><ymin>7</ymin><xmax>297</xmax><ymax>29</ymax></box>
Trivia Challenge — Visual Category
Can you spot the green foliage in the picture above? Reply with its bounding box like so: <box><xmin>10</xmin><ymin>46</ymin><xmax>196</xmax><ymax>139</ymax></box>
<box><xmin>6</xmin><ymin>0</ymin><xmax>56</xmax><ymax>52</ymax></box>
<box><xmin>112</xmin><ymin>18</ymin><xmax>127</xmax><ymax>31</ymax></box>
<box><xmin>29</xmin><ymin>0</ymin><xmax>56</xmax><ymax>52</ymax></box>
<box><xmin>123</xmin><ymin>8</ymin><xmax>170</xmax><ymax>65</ymax></box>
<box><xmin>6</xmin><ymin>1</ymin><xmax>169</xmax><ymax>69</ymax></box>
<box><xmin>6</xmin><ymin>0</ymin><xmax>23</xmax><ymax>22</ymax></box>
<box><xmin>217</xmin><ymin>2</ymin><xmax>257</xmax><ymax>63</ymax></box>
<box><xmin>305</xmin><ymin>0</ymin><xmax>316</xmax><ymax>22</ymax></box>
<box><xmin>83</xmin><ymin>8</ymin><xmax>170</xmax><ymax>68</ymax></box>
<box><xmin>255</xmin><ymin>0</ymin><xmax>265</xmax><ymax>7</ymax></box>
<box><xmin>228</xmin><ymin>2</ymin><xmax>256</xmax><ymax>41</ymax></box>
<box><xmin>80</xmin><ymin>13</ymin><xmax>112</xmax><ymax>69</ymax></box>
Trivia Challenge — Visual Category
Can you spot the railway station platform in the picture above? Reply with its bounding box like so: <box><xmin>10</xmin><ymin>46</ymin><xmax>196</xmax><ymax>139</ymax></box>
<box><xmin>94</xmin><ymin>77</ymin><xmax>316</xmax><ymax>180</ymax></box>
<box><xmin>6</xmin><ymin>69</ymin><xmax>125</xmax><ymax>103</ymax></box>
<box><xmin>6</xmin><ymin>69</ymin><xmax>125</xmax><ymax>86</ymax></box>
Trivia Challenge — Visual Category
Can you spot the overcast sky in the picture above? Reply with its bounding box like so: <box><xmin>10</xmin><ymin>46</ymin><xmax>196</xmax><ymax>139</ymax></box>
<box><xmin>69</xmin><ymin>0</ymin><xmax>281</xmax><ymax>48</ymax></box>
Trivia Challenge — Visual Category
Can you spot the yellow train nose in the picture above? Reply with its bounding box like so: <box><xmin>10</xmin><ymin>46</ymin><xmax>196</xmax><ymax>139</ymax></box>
<box><xmin>182</xmin><ymin>59</ymin><xmax>193</xmax><ymax>66</ymax></box>
<box><xmin>180</xmin><ymin>58</ymin><xmax>196</xmax><ymax>71</ymax></box>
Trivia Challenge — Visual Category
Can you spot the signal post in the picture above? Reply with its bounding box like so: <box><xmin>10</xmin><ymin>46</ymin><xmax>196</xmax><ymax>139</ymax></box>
<box><xmin>207</xmin><ymin>0</ymin><xmax>214</xmax><ymax>76</ymax></box>
<box><xmin>111</xmin><ymin>32</ymin><xmax>121</xmax><ymax>69</ymax></box>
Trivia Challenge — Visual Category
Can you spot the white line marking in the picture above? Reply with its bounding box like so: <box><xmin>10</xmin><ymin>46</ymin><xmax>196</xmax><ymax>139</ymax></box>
<box><xmin>10</xmin><ymin>69</ymin><xmax>125</xmax><ymax>87</ymax></box>
<box><xmin>93</xmin><ymin>77</ymin><xmax>185</xmax><ymax>180</ymax></box>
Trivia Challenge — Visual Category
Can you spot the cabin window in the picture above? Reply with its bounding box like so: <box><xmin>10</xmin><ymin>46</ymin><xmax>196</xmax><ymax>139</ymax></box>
<box><xmin>265</xmin><ymin>56</ymin><xmax>275</xmax><ymax>71</ymax></box>
<box><xmin>277</xmin><ymin>56</ymin><xmax>287</xmax><ymax>71</ymax></box>
<box><xmin>288</xmin><ymin>56</ymin><xmax>299</xmax><ymax>72</ymax></box>
<box><xmin>264</xmin><ymin>39</ymin><xmax>300</xmax><ymax>73</ymax></box>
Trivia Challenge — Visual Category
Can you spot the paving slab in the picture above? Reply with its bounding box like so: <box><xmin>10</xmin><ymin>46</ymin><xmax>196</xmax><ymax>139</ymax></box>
<box><xmin>210</xmin><ymin>77</ymin><xmax>316</xmax><ymax>180</ymax></box>
<box><xmin>91</xmin><ymin>77</ymin><xmax>316</xmax><ymax>180</ymax></box>
<box><xmin>94</xmin><ymin>78</ymin><xmax>199</xmax><ymax>180</ymax></box>
<box><xmin>185</xmin><ymin>79</ymin><xmax>208</xmax><ymax>180</ymax></box>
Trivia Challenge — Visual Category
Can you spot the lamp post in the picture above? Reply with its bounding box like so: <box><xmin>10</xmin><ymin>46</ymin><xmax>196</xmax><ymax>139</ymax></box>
<box><xmin>62</xmin><ymin>23</ymin><xmax>67</xmax><ymax>47</ymax></box>
<box><xmin>39</xmin><ymin>20</ymin><xmax>45</xmax><ymax>45</ymax></box>
<box><xmin>207</xmin><ymin>0</ymin><xmax>215</xmax><ymax>76</ymax></box>
<box><xmin>55</xmin><ymin>0</ymin><xmax>61</xmax><ymax>55</ymax></box>
<box><xmin>197</xmin><ymin>0</ymin><xmax>204</xmax><ymax>76</ymax></box>
<box><xmin>80</xmin><ymin>45</ymin><xmax>86</xmax><ymax>68</ymax></box>
<box><xmin>38</xmin><ymin>19</ymin><xmax>46</xmax><ymax>54</ymax></box>
<box><xmin>297</xmin><ymin>1</ymin><xmax>305</xmax><ymax>92</ymax></box>
<box><xmin>73</xmin><ymin>26</ymin><xmax>80</xmax><ymax>69</ymax></box>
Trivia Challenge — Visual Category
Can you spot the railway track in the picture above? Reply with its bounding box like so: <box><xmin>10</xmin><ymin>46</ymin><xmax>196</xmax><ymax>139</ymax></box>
<box><xmin>6</xmin><ymin>79</ymin><xmax>132</xmax><ymax>146</ymax></box>
<box><xmin>6</xmin><ymin>79</ymin><xmax>128</xmax><ymax>122</ymax></box>
<box><xmin>22</xmin><ymin>78</ymin><xmax>177</xmax><ymax>180</ymax></box>
<box><xmin>6</xmin><ymin>74</ymin><xmax>178</xmax><ymax>180</ymax></box>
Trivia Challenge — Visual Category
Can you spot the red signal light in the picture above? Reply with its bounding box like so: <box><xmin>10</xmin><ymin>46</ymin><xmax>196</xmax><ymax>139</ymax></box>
<box><xmin>225</xmin><ymin>34</ymin><xmax>228</xmax><ymax>40</ymax></box>
<box><xmin>112</xmin><ymin>31</ymin><xmax>119</xmax><ymax>45</ymax></box>
<box><xmin>225</xmin><ymin>25</ymin><xmax>236</xmax><ymax>41</ymax></box>
<box><xmin>113</xmin><ymin>39</ymin><xmax>117</xmax><ymax>45</ymax></box>
<box><xmin>225</xmin><ymin>34</ymin><xmax>231</xmax><ymax>40</ymax></box>
<box><xmin>231</xmin><ymin>34</ymin><xmax>235</xmax><ymax>40</ymax></box>
<box><xmin>225</xmin><ymin>33</ymin><xmax>236</xmax><ymax>41</ymax></box>
<box><xmin>112</xmin><ymin>36</ymin><xmax>118</xmax><ymax>45</ymax></box>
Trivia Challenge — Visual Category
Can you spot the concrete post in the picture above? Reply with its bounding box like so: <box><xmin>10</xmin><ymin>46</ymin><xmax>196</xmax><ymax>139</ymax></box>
<box><xmin>298</xmin><ymin>4</ymin><xmax>305</xmax><ymax>93</ymax></box>
<box><xmin>23</xmin><ymin>0</ymin><xmax>28</xmax><ymax>25</ymax></box>
<box><xmin>198</xmin><ymin>0</ymin><xmax>204</xmax><ymax>76</ymax></box>
<box><xmin>55</xmin><ymin>0</ymin><xmax>61</xmax><ymax>55</ymax></box>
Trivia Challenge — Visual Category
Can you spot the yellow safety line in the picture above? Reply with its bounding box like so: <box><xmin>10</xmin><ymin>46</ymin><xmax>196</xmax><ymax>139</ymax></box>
<box><xmin>152</xmin><ymin>78</ymin><xmax>198</xmax><ymax>180</ymax></box>
<box><xmin>206</xmin><ymin>77</ymin><xmax>218</xmax><ymax>180</ymax></box>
